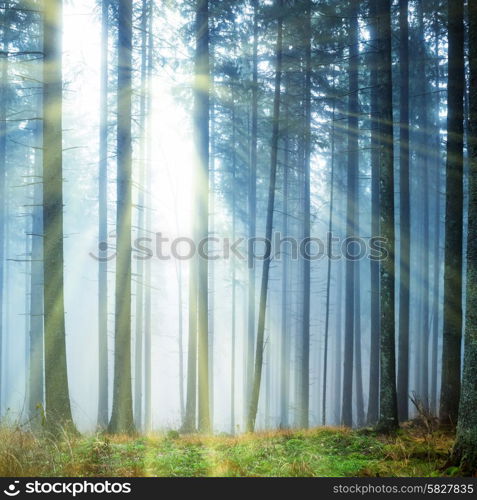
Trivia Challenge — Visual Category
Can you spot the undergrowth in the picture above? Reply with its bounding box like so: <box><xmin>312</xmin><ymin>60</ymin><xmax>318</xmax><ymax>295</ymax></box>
<box><xmin>0</xmin><ymin>422</ymin><xmax>458</xmax><ymax>477</ymax></box>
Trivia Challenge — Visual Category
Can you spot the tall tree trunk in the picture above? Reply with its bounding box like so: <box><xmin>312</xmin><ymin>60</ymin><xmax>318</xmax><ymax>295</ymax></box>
<box><xmin>430</xmin><ymin>174</ymin><xmax>441</xmax><ymax>416</ymax></box>
<box><xmin>134</xmin><ymin>0</ymin><xmax>149</xmax><ymax>431</ymax></box>
<box><xmin>97</xmin><ymin>0</ymin><xmax>109</xmax><ymax>431</ymax></box>
<box><xmin>177</xmin><ymin>263</ymin><xmax>185</xmax><ymax>421</ymax></box>
<box><xmin>416</xmin><ymin>1</ymin><xmax>430</xmax><ymax>408</ymax></box>
<box><xmin>144</xmin><ymin>0</ymin><xmax>153</xmax><ymax>434</ymax></box>
<box><xmin>452</xmin><ymin>0</ymin><xmax>477</xmax><ymax>474</ymax></box>
<box><xmin>440</xmin><ymin>0</ymin><xmax>464</xmax><ymax>428</ymax></box>
<box><xmin>208</xmin><ymin>43</ymin><xmax>216</xmax><ymax>432</ymax></box>
<box><xmin>195</xmin><ymin>0</ymin><xmax>210</xmax><ymax>433</ymax></box>
<box><xmin>376</xmin><ymin>0</ymin><xmax>399</xmax><ymax>433</ymax></box>
<box><xmin>231</xmin><ymin>246</ymin><xmax>236</xmax><ymax>433</ymax></box>
<box><xmin>0</xmin><ymin>3</ymin><xmax>9</xmax><ymax>417</ymax></box>
<box><xmin>430</xmin><ymin>16</ymin><xmax>442</xmax><ymax>416</ymax></box>
<box><xmin>246</xmin><ymin>0</ymin><xmax>258</xmax><ymax>419</ymax></box>
<box><xmin>230</xmin><ymin>90</ymin><xmax>237</xmax><ymax>434</ymax></box>
<box><xmin>42</xmin><ymin>0</ymin><xmax>75</xmax><ymax>431</ymax></box>
<box><xmin>367</xmin><ymin>0</ymin><xmax>380</xmax><ymax>426</ymax></box>
<box><xmin>354</xmin><ymin>264</ymin><xmax>364</xmax><ymax>427</ymax></box>
<box><xmin>334</xmin><ymin>261</ymin><xmax>343</xmax><ymax>425</ymax></box>
<box><xmin>24</xmin><ymin>219</ymin><xmax>31</xmax><ymax>412</ymax></box>
<box><xmin>182</xmin><ymin>108</ymin><xmax>199</xmax><ymax>437</ymax></box>
<box><xmin>29</xmin><ymin>98</ymin><xmax>44</xmax><ymax>424</ymax></box>
<box><xmin>182</xmin><ymin>257</ymin><xmax>197</xmax><ymax>432</ymax></box>
<box><xmin>354</xmin><ymin>137</ymin><xmax>364</xmax><ymax>427</ymax></box>
<box><xmin>246</xmin><ymin>0</ymin><xmax>283</xmax><ymax>433</ymax></box>
<box><xmin>108</xmin><ymin>0</ymin><xmax>135</xmax><ymax>434</ymax></box>
<box><xmin>342</xmin><ymin>2</ymin><xmax>359</xmax><ymax>428</ymax></box>
<box><xmin>299</xmin><ymin>0</ymin><xmax>312</xmax><ymax>430</ymax></box>
<box><xmin>3</xmin><ymin>184</ymin><xmax>8</xmax><ymax>410</ymax></box>
<box><xmin>322</xmin><ymin>89</ymin><xmax>336</xmax><ymax>426</ymax></box>
<box><xmin>397</xmin><ymin>0</ymin><xmax>410</xmax><ymax>422</ymax></box>
<box><xmin>280</xmin><ymin>97</ymin><xmax>289</xmax><ymax>428</ymax></box>
<box><xmin>265</xmin><ymin>338</ymin><xmax>270</xmax><ymax>427</ymax></box>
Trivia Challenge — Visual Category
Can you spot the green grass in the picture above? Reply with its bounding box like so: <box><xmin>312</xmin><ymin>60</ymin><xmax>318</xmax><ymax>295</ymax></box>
<box><xmin>0</xmin><ymin>424</ymin><xmax>457</xmax><ymax>477</ymax></box>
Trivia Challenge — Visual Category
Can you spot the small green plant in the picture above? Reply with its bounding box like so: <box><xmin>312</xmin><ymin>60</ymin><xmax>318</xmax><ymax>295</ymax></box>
<box><xmin>166</xmin><ymin>430</ymin><xmax>180</xmax><ymax>440</ymax></box>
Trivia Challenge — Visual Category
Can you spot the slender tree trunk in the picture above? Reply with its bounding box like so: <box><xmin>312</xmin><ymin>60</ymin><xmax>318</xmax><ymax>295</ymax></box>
<box><xmin>108</xmin><ymin>0</ymin><xmax>135</xmax><ymax>434</ymax></box>
<box><xmin>247</xmin><ymin>0</ymin><xmax>283</xmax><ymax>432</ymax></box>
<box><xmin>416</xmin><ymin>1</ymin><xmax>430</xmax><ymax>408</ymax></box>
<box><xmin>194</xmin><ymin>0</ymin><xmax>210</xmax><ymax>434</ymax></box>
<box><xmin>3</xmin><ymin>187</ymin><xmax>8</xmax><ymax>411</ymax></box>
<box><xmin>231</xmin><ymin>252</ymin><xmax>236</xmax><ymax>433</ymax></box>
<box><xmin>431</xmin><ymin>168</ymin><xmax>441</xmax><ymax>415</ymax></box>
<box><xmin>97</xmin><ymin>0</ymin><xmax>109</xmax><ymax>430</ymax></box>
<box><xmin>354</xmin><ymin>263</ymin><xmax>364</xmax><ymax>427</ymax></box>
<box><xmin>299</xmin><ymin>0</ymin><xmax>312</xmax><ymax>430</ymax></box>
<box><xmin>182</xmin><ymin>51</ymin><xmax>200</xmax><ymax>431</ymax></box>
<box><xmin>29</xmin><ymin>100</ymin><xmax>44</xmax><ymax>424</ymax></box>
<box><xmin>280</xmin><ymin>98</ymin><xmax>289</xmax><ymax>428</ymax></box>
<box><xmin>230</xmin><ymin>91</ymin><xmax>237</xmax><ymax>435</ymax></box>
<box><xmin>322</xmin><ymin>91</ymin><xmax>336</xmax><ymax>427</ymax></box>
<box><xmin>182</xmin><ymin>257</ymin><xmax>197</xmax><ymax>433</ymax></box>
<box><xmin>24</xmin><ymin>219</ymin><xmax>31</xmax><ymax>413</ymax></box>
<box><xmin>397</xmin><ymin>0</ymin><xmax>410</xmax><ymax>422</ymax></box>
<box><xmin>246</xmin><ymin>0</ymin><xmax>258</xmax><ymax>419</ymax></box>
<box><xmin>342</xmin><ymin>2</ymin><xmax>359</xmax><ymax>428</ymax></box>
<box><xmin>42</xmin><ymin>0</ymin><xmax>75</xmax><ymax>431</ymax></box>
<box><xmin>376</xmin><ymin>0</ymin><xmax>398</xmax><ymax>433</ymax></box>
<box><xmin>133</xmin><ymin>0</ymin><xmax>149</xmax><ymax>431</ymax></box>
<box><xmin>430</xmin><ymin>18</ymin><xmax>442</xmax><ymax>416</ymax></box>
<box><xmin>367</xmin><ymin>0</ymin><xmax>380</xmax><ymax>426</ymax></box>
<box><xmin>182</xmin><ymin>114</ymin><xmax>199</xmax><ymax>435</ymax></box>
<box><xmin>440</xmin><ymin>0</ymin><xmax>464</xmax><ymax>428</ymax></box>
<box><xmin>334</xmin><ymin>261</ymin><xmax>343</xmax><ymax>425</ymax></box>
<box><xmin>265</xmin><ymin>339</ymin><xmax>270</xmax><ymax>427</ymax></box>
<box><xmin>353</xmin><ymin>116</ymin><xmax>363</xmax><ymax>428</ymax></box>
<box><xmin>452</xmin><ymin>0</ymin><xmax>477</xmax><ymax>473</ymax></box>
<box><xmin>0</xmin><ymin>3</ymin><xmax>8</xmax><ymax>417</ymax></box>
<box><xmin>208</xmin><ymin>43</ymin><xmax>216</xmax><ymax>432</ymax></box>
<box><xmin>177</xmin><ymin>263</ymin><xmax>185</xmax><ymax>421</ymax></box>
<box><xmin>144</xmin><ymin>0</ymin><xmax>153</xmax><ymax>434</ymax></box>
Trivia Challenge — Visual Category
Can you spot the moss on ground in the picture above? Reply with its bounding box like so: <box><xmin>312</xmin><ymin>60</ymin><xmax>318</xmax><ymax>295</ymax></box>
<box><xmin>0</xmin><ymin>424</ymin><xmax>459</xmax><ymax>477</ymax></box>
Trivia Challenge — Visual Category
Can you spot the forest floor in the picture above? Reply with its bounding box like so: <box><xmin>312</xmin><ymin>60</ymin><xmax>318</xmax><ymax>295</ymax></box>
<box><xmin>0</xmin><ymin>422</ymin><xmax>460</xmax><ymax>477</ymax></box>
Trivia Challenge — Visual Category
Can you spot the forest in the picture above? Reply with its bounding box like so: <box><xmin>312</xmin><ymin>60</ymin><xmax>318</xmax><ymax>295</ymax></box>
<box><xmin>0</xmin><ymin>0</ymin><xmax>475</xmax><ymax>479</ymax></box>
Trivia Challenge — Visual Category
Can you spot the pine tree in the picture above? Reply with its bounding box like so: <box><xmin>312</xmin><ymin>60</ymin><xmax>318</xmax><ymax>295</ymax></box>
<box><xmin>246</xmin><ymin>0</ymin><xmax>259</xmax><ymax>418</ymax></box>
<box><xmin>342</xmin><ymin>1</ymin><xmax>359</xmax><ymax>428</ymax></box>
<box><xmin>29</xmin><ymin>93</ymin><xmax>44</xmax><ymax>424</ymax></box>
<box><xmin>42</xmin><ymin>0</ymin><xmax>75</xmax><ymax>431</ymax></box>
<box><xmin>367</xmin><ymin>0</ymin><xmax>380</xmax><ymax>426</ymax></box>
<box><xmin>108</xmin><ymin>0</ymin><xmax>135</xmax><ymax>435</ymax></box>
<box><xmin>0</xmin><ymin>1</ymin><xmax>9</xmax><ymax>418</ymax></box>
<box><xmin>97</xmin><ymin>0</ymin><xmax>109</xmax><ymax>431</ymax></box>
<box><xmin>247</xmin><ymin>0</ymin><xmax>284</xmax><ymax>433</ymax></box>
<box><xmin>133</xmin><ymin>0</ymin><xmax>150</xmax><ymax>432</ymax></box>
<box><xmin>440</xmin><ymin>0</ymin><xmax>464</xmax><ymax>429</ymax></box>
<box><xmin>298</xmin><ymin>0</ymin><xmax>312</xmax><ymax>430</ymax></box>
<box><xmin>397</xmin><ymin>0</ymin><xmax>410</xmax><ymax>423</ymax></box>
<box><xmin>376</xmin><ymin>0</ymin><xmax>398</xmax><ymax>433</ymax></box>
<box><xmin>452</xmin><ymin>0</ymin><xmax>477</xmax><ymax>474</ymax></box>
<box><xmin>144</xmin><ymin>0</ymin><xmax>153</xmax><ymax>435</ymax></box>
<box><xmin>195</xmin><ymin>0</ymin><xmax>211</xmax><ymax>434</ymax></box>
